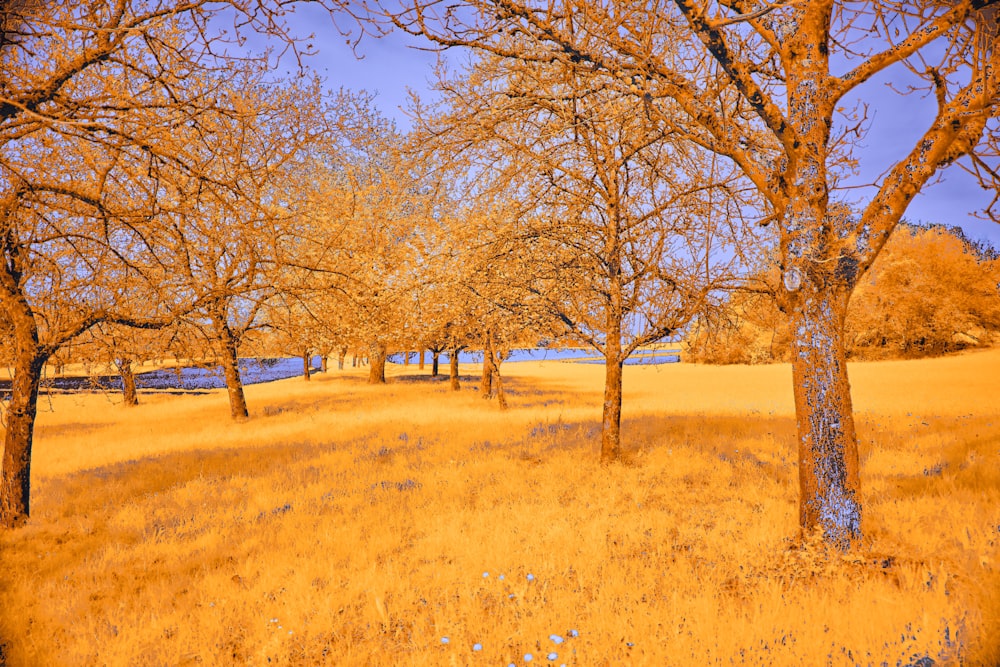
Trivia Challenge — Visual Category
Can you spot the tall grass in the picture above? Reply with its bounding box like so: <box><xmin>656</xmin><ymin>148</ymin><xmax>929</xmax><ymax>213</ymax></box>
<box><xmin>0</xmin><ymin>351</ymin><xmax>997</xmax><ymax>665</ymax></box>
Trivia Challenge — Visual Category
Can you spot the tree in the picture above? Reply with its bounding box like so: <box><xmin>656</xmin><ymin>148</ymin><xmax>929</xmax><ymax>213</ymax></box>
<box><xmin>373</xmin><ymin>0</ymin><xmax>1000</xmax><ymax>546</ymax></box>
<box><xmin>846</xmin><ymin>223</ymin><xmax>1000</xmax><ymax>357</ymax></box>
<box><xmin>414</xmin><ymin>49</ymin><xmax>747</xmax><ymax>458</ymax></box>
<box><xmin>0</xmin><ymin>0</ymin><xmax>336</xmax><ymax>528</ymax></box>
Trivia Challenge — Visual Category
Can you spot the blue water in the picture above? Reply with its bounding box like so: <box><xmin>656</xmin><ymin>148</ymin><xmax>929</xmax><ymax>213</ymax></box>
<box><xmin>1</xmin><ymin>357</ymin><xmax>322</xmax><ymax>396</ymax></box>
<box><xmin>390</xmin><ymin>348</ymin><xmax>681</xmax><ymax>366</ymax></box>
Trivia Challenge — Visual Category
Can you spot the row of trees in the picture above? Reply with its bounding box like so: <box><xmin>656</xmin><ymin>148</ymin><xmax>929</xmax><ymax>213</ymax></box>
<box><xmin>688</xmin><ymin>223</ymin><xmax>1000</xmax><ymax>363</ymax></box>
<box><xmin>3</xmin><ymin>0</ymin><xmax>1000</xmax><ymax>552</ymax></box>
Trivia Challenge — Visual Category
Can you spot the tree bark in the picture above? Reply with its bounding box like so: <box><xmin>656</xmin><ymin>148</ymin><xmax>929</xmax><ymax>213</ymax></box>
<box><xmin>302</xmin><ymin>349</ymin><xmax>311</xmax><ymax>381</ymax></box>
<box><xmin>790</xmin><ymin>291</ymin><xmax>862</xmax><ymax>548</ymax></box>
<box><xmin>449</xmin><ymin>347</ymin><xmax>461</xmax><ymax>391</ymax></box>
<box><xmin>431</xmin><ymin>350</ymin><xmax>440</xmax><ymax>377</ymax></box>
<box><xmin>117</xmin><ymin>358</ymin><xmax>138</xmax><ymax>406</ymax></box>
<box><xmin>0</xmin><ymin>271</ymin><xmax>49</xmax><ymax>528</ymax></box>
<box><xmin>480</xmin><ymin>338</ymin><xmax>492</xmax><ymax>398</ymax></box>
<box><xmin>418</xmin><ymin>349</ymin><xmax>425</xmax><ymax>370</ymax></box>
<box><xmin>321</xmin><ymin>355</ymin><xmax>328</xmax><ymax>373</ymax></box>
<box><xmin>403</xmin><ymin>351</ymin><xmax>410</xmax><ymax>366</ymax></box>
<box><xmin>213</xmin><ymin>313</ymin><xmax>249</xmax><ymax>420</ymax></box>
<box><xmin>601</xmin><ymin>358</ymin><xmax>624</xmax><ymax>464</ymax></box>
<box><xmin>338</xmin><ymin>346</ymin><xmax>347</xmax><ymax>370</ymax></box>
<box><xmin>368</xmin><ymin>341</ymin><xmax>387</xmax><ymax>384</ymax></box>
<box><xmin>0</xmin><ymin>285</ymin><xmax>46</xmax><ymax>528</ymax></box>
<box><xmin>485</xmin><ymin>334</ymin><xmax>508</xmax><ymax>410</ymax></box>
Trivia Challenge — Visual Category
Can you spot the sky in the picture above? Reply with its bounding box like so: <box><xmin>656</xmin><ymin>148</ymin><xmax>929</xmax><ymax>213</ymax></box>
<box><xmin>276</xmin><ymin>4</ymin><xmax>1000</xmax><ymax>249</ymax></box>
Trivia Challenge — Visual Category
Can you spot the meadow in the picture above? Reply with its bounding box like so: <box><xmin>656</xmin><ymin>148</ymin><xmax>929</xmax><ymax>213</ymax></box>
<box><xmin>0</xmin><ymin>350</ymin><xmax>998</xmax><ymax>666</ymax></box>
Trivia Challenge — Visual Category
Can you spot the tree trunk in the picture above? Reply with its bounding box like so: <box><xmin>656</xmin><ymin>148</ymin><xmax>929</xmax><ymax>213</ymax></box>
<box><xmin>403</xmin><ymin>351</ymin><xmax>410</xmax><ymax>366</ymax></box>
<box><xmin>321</xmin><ymin>355</ymin><xmax>328</xmax><ymax>373</ymax></box>
<box><xmin>352</xmin><ymin>353</ymin><xmax>357</xmax><ymax>368</ymax></box>
<box><xmin>0</xmin><ymin>287</ymin><xmax>46</xmax><ymax>528</ymax></box>
<box><xmin>449</xmin><ymin>348</ymin><xmax>461</xmax><ymax>391</ymax></box>
<box><xmin>338</xmin><ymin>346</ymin><xmax>347</xmax><ymax>370</ymax></box>
<box><xmin>601</xmin><ymin>357</ymin><xmax>624</xmax><ymax>464</ymax></box>
<box><xmin>418</xmin><ymin>349</ymin><xmax>425</xmax><ymax>370</ymax></box>
<box><xmin>486</xmin><ymin>335</ymin><xmax>508</xmax><ymax>410</ymax></box>
<box><xmin>431</xmin><ymin>350</ymin><xmax>440</xmax><ymax>377</ymax></box>
<box><xmin>302</xmin><ymin>349</ymin><xmax>311</xmax><ymax>381</ymax></box>
<box><xmin>790</xmin><ymin>291</ymin><xmax>862</xmax><ymax>548</ymax></box>
<box><xmin>368</xmin><ymin>342</ymin><xmax>387</xmax><ymax>384</ymax></box>
<box><xmin>118</xmin><ymin>358</ymin><xmax>139</xmax><ymax>406</ymax></box>
<box><xmin>480</xmin><ymin>338</ymin><xmax>492</xmax><ymax>398</ymax></box>
<box><xmin>214</xmin><ymin>314</ymin><xmax>249</xmax><ymax>420</ymax></box>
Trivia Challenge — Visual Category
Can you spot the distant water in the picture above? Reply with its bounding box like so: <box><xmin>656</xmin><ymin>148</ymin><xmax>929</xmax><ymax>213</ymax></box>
<box><xmin>0</xmin><ymin>357</ymin><xmax>322</xmax><ymax>398</ymax></box>
<box><xmin>389</xmin><ymin>348</ymin><xmax>681</xmax><ymax>365</ymax></box>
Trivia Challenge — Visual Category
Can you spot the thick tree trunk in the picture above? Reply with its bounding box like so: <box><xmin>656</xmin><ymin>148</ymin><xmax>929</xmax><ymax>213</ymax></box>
<box><xmin>351</xmin><ymin>353</ymin><xmax>357</xmax><ymax>368</ymax></box>
<box><xmin>431</xmin><ymin>350</ymin><xmax>440</xmax><ymax>377</ymax></box>
<box><xmin>302</xmin><ymin>349</ymin><xmax>311</xmax><ymax>381</ymax></box>
<box><xmin>321</xmin><ymin>355</ymin><xmax>328</xmax><ymax>373</ymax></box>
<box><xmin>214</xmin><ymin>315</ymin><xmax>249</xmax><ymax>420</ymax></box>
<box><xmin>449</xmin><ymin>348</ymin><xmax>461</xmax><ymax>391</ymax></box>
<box><xmin>418</xmin><ymin>349</ymin><xmax>425</xmax><ymax>370</ymax></box>
<box><xmin>117</xmin><ymin>358</ymin><xmax>138</xmax><ymax>406</ymax></box>
<box><xmin>368</xmin><ymin>342</ymin><xmax>387</xmax><ymax>384</ymax></box>
<box><xmin>790</xmin><ymin>291</ymin><xmax>862</xmax><ymax>548</ymax></box>
<box><xmin>338</xmin><ymin>346</ymin><xmax>347</xmax><ymax>370</ymax></box>
<box><xmin>0</xmin><ymin>289</ymin><xmax>45</xmax><ymax>528</ymax></box>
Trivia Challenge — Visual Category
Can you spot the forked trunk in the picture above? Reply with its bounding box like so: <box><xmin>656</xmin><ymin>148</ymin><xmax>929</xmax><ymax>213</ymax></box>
<box><xmin>0</xmin><ymin>288</ymin><xmax>45</xmax><ymax>528</ymax></box>
<box><xmin>431</xmin><ymin>350</ymin><xmax>440</xmax><ymax>377</ymax></box>
<box><xmin>485</xmin><ymin>334</ymin><xmax>507</xmax><ymax>410</ymax></box>
<box><xmin>302</xmin><ymin>349</ymin><xmax>311</xmax><ymax>381</ymax></box>
<box><xmin>449</xmin><ymin>348</ymin><xmax>460</xmax><ymax>391</ymax></box>
<box><xmin>790</xmin><ymin>291</ymin><xmax>861</xmax><ymax>548</ymax></box>
<box><xmin>118</xmin><ymin>358</ymin><xmax>138</xmax><ymax>406</ymax></box>
<box><xmin>214</xmin><ymin>315</ymin><xmax>248</xmax><ymax>420</ymax></box>
<box><xmin>368</xmin><ymin>342</ymin><xmax>387</xmax><ymax>384</ymax></box>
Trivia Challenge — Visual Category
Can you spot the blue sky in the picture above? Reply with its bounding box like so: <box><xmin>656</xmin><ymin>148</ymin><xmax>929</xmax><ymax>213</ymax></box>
<box><xmin>280</xmin><ymin>5</ymin><xmax>1000</xmax><ymax>248</ymax></box>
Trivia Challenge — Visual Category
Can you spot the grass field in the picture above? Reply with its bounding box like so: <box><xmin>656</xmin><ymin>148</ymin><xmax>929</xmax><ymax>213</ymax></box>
<box><xmin>0</xmin><ymin>350</ymin><xmax>998</xmax><ymax>666</ymax></box>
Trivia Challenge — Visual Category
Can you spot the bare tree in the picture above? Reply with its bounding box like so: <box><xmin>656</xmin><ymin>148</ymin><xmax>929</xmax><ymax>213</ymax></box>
<box><xmin>413</xmin><ymin>51</ymin><xmax>750</xmax><ymax>458</ymax></box>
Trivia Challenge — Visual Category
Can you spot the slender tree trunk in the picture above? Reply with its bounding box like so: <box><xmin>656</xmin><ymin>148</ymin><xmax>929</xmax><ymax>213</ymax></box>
<box><xmin>431</xmin><ymin>350</ymin><xmax>440</xmax><ymax>377</ymax></box>
<box><xmin>321</xmin><ymin>355</ymin><xmax>328</xmax><ymax>373</ymax></box>
<box><xmin>352</xmin><ymin>353</ymin><xmax>357</xmax><ymax>368</ymax></box>
<box><xmin>790</xmin><ymin>291</ymin><xmax>861</xmax><ymax>547</ymax></box>
<box><xmin>368</xmin><ymin>342</ymin><xmax>387</xmax><ymax>384</ymax></box>
<box><xmin>601</xmin><ymin>358</ymin><xmax>624</xmax><ymax>464</ymax></box>
<box><xmin>602</xmin><ymin>200</ymin><xmax>625</xmax><ymax>463</ymax></box>
<box><xmin>449</xmin><ymin>347</ymin><xmax>461</xmax><ymax>391</ymax></box>
<box><xmin>480</xmin><ymin>335</ymin><xmax>493</xmax><ymax>399</ymax></box>
<box><xmin>403</xmin><ymin>351</ymin><xmax>410</xmax><ymax>366</ymax></box>
<box><xmin>213</xmin><ymin>313</ymin><xmax>248</xmax><ymax>420</ymax></box>
<box><xmin>118</xmin><ymin>358</ymin><xmax>138</xmax><ymax>406</ymax></box>
<box><xmin>302</xmin><ymin>349</ymin><xmax>311</xmax><ymax>381</ymax></box>
<box><xmin>338</xmin><ymin>346</ymin><xmax>348</xmax><ymax>370</ymax></box>
<box><xmin>418</xmin><ymin>349</ymin><xmax>425</xmax><ymax>370</ymax></box>
<box><xmin>0</xmin><ymin>286</ymin><xmax>46</xmax><ymax>528</ymax></box>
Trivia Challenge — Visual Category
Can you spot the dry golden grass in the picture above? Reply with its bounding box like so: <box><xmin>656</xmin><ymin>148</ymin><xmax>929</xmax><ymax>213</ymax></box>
<box><xmin>1</xmin><ymin>351</ymin><xmax>998</xmax><ymax>666</ymax></box>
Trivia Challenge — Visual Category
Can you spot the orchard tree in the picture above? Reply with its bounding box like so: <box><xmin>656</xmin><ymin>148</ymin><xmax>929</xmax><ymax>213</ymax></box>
<box><xmin>416</xmin><ymin>51</ymin><xmax>748</xmax><ymax>458</ymax></box>
<box><xmin>373</xmin><ymin>0</ymin><xmax>1000</xmax><ymax>546</ymax></box>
